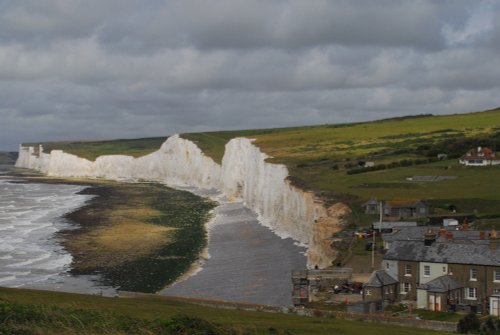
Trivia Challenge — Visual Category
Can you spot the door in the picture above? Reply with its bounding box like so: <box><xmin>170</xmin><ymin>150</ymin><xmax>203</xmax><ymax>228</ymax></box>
<box><xmin>491</xmin><ymin>297</ymin><xmax>500</xmax><ymax>316</ymax></box>
<box><xmin>435</xmin><ymin>296</ymin><xmax>441</xmax><ymax>312</ymax></box>
<box><xmin>428</xmin><ymin>295</ymin><xmax>435</xmax><ymax>311</ymax></box>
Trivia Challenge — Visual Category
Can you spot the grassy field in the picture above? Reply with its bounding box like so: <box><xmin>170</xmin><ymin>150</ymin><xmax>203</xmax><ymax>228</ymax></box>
<box><xmin>0</xmin><ymin>287</ymin><xmax>452</xmax><ymax>335</ymax></box>
<box><xmin>182</xmin><ymin>108</ymin><xmax>500</xmax><ymax>217</ymax></box>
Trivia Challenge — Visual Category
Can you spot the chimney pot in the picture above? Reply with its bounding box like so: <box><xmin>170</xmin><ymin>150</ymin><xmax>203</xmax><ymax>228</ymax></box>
<box><xmin>446</xmin><ymin>231</ymin><xmax>453</xmax><ymax>241</ymax></box>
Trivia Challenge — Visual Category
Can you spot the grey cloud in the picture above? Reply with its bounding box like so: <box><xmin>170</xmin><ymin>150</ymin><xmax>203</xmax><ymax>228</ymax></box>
<box><xmin>0</xmin><ymin>1</ymin><xmax>499</xmax><ymax>151</ymax></box>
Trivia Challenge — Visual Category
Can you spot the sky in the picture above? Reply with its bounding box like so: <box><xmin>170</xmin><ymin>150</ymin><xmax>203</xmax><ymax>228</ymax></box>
<box><xmin>1</xmin><ymin>0</ymin><xmax>499</xmax><ymax>151</ymax></box>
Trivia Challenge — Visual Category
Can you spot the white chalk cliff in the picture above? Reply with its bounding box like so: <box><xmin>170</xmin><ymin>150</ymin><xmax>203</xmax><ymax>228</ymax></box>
<box><xmin>16</xmin><ymin>135</ymin><xmax>348</xmax><ymax>268</ymax></box>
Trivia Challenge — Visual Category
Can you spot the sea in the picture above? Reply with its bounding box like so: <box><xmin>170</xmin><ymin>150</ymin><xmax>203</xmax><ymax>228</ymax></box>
<box><xmin>0</xmin><ymin>164</ymin><xmax>116</xmax><ymax>295</ymax></box>
<box><xmin>0</xmin><ymin>163</ymin><xmax>306</xmax><ymax>304</ymax></box>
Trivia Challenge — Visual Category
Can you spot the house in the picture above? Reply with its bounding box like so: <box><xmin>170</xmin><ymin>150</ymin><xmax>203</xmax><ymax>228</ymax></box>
<box><xmin>372</xmin><ymin>221</ymin><xmax>417</xmax><ymax>233</ymax></box>
<box><xmin>382</xmin><ymin>200</ymin><xmax>428</xmax><ymax>218</ymax></box>
<box><xmin>362</xmin><ymin>199</ymin><xmax>428</xmax><ymax>218</ymax></box>
<box><xmin>459</xmin><ymin>146</ymin><xmax>500</xmax><ymax>166</ymax></box>
<box><xmin>362</xmin><ymin>198</ymin><xmax>380</xmax><ymax>214</ymax></box>
<box><xmin>370</xmin><ymin>228</ymin><xmax>500</xmax><ymax>315</ymax></box>
<box><xmin>363</xmin><ymin>270</ymin><xmax>398</xmax><ymax>304</ymax></box>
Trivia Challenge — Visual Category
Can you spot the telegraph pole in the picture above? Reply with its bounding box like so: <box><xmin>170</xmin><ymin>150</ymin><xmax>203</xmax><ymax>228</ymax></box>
<box><xmin>371</xmin><ymin>201</ymin><xmax>382</xmax><ymax>270</ymax></box>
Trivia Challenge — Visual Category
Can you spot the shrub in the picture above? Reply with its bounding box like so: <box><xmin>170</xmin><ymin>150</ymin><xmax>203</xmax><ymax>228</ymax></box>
<box><xmin>457</xmin><ymin>313</ymin><xmax>480</xmax><ymax>334</ymax></box>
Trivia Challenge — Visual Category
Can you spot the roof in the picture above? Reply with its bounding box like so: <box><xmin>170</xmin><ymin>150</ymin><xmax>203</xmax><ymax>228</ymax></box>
<box><xmin>419</xmin><ymin>275</ymin><xmax>462</xmax><ymax>293</ymax></box>
<box><xmin>461</xmin><ymin>147</ymin><xmax>498</xmax><ymax>160</ymax></box>
<box><xmin>382</xmin><ymin>227</ymin><xmax>487</xmax><ymax>243</ymax></box>
<box><xmin>364</xmin><ymin>270</ymin><xmax>398</xmax><ymax>288</ymax></box>
<box><xmin>362</xmin><ymin>198</ymin><xmax>378</xmax><ymax>206</ymax></box>
<box><xmin>384</xmin><ymin>199</ymin><xmax>426</xmax><ymax>208</ymax></box>
<box><xmin>384</xmin><ymin>238</ymin><xmax>500</xmax><ymax>266</ymax></box>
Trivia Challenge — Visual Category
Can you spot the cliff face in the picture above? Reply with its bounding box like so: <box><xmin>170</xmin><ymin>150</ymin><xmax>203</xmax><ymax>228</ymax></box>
<box><xmin>16</xmin><ymin>135</ymin><xmax>348</xmax><ymax>268</ymax></box>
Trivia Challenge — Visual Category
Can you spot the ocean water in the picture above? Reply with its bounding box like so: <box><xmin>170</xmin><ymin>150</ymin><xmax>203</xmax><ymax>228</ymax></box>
<box><xmin>0</xmin><ymin>165</ymin><xmax>115</xmax><ymax>295</ymax></box>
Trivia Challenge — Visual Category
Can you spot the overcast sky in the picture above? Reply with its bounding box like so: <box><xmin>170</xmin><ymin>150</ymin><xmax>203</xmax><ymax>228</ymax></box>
<box><xmin>1</xmin><ymin>0</ymin><xmax>499</xmax><ymax>150</ymax></box>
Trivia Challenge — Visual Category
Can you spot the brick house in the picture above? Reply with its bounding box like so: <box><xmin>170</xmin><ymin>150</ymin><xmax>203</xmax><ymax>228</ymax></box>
<box><xmin>365</xmin><ymin>228</ymin><xmax>500</xmax><ymax>315</ymax></box>
<box><xmin>363</xmin><ymin>270</ymin><xmax>398</xmax><ymax>303</ymax></box>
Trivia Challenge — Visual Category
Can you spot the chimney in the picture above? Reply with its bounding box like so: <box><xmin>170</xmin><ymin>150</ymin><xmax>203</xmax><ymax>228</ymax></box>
<box><xmin>490</xmin><ymin>229</ymin><xmax>498</xmax><ymax>250</ymax></box>
<box><xmin>424</xmin><ymin>228</ymin><xmax>437</xmax><ymax>246</ymax></box>
<box><xmin>480</xmin><ymin>231</ymin><xmax>485</xmax><ymax>240</ymax></box>
<box><xmin>446</xmin><ymin>231</ymin><xmax>453</xmax><ymax>241</ymax></box>
<box><xmin>439</xmin><ymin>228</ymin><xmax>446</xmax><ymax>237</ymax></box>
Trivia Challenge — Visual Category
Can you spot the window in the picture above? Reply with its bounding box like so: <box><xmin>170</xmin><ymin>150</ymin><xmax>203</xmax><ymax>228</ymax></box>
<box><xmin>495</xmin><ymin>271</ymin><xmax>500</xmax><ymax>282</ymax></box>
<box><xmin>470</xmin><ymin>268</ymin><xmax>477</xmax><ymax>281</ymax></box>
<box><xmin>402</xmin><ymin>282</ymin><xmax>411</xmax><ymax>293</ymax></box>
<box><xmin>386</xmin><ymin>262</ymin><xmax>390</xmax><ymax>269</ymax></box>
<box><xmin>443</xmin><ymin>266</ymin><xmax>447</xmax><ymax>274</ymax></box>
<box><xmin>405</xmin><ymin>264</ymin><xmax>412</xmax><ymax>276</ymax></box>
<box><xmin>467</xmin><ymin>287</ymin><xmax>477</xmax><ymax>300</ymax></box>
<box><xmin>424</xmin><ymin>265</ymin><xmax>431</xmax><ymax>277</ymax></box>
<box><xmin>365</xmin><ymin>289</ymin><xmax>372</xmax><ymax>296</ymax></box>
<box><xmin>493</xmin><ymin>289</ymin><xmax>500</xmax><ymax>295</ymax></box>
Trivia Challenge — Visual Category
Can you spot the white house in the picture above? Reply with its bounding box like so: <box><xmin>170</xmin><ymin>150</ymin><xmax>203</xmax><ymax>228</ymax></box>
<box><xmin>459</xmin><ymin>147</ymin><xmax>500</xmax><ymax>166</ymax></box>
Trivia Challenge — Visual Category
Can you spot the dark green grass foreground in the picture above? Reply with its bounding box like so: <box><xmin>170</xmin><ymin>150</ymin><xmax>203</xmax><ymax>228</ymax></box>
<box><xmin>0</xmin><ymin>287</ymin><xmax>451</xmax><ymax>335</ymax></box>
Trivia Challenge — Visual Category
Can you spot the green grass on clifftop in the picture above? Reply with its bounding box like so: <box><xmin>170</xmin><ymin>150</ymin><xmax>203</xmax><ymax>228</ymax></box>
<box><xmin>24</xmin><ymin>137</ymin><xmax>167</xmax><ymax>161</ymax></box>
<box><xmin>182</xmin><ymin>108</ymin><xmax>500</xmax><ymax>211</ymax></box>
<box><xmin>23</xmin><ymin>108</ymin><xmax>500</xmax><ymax>214</ymax></box>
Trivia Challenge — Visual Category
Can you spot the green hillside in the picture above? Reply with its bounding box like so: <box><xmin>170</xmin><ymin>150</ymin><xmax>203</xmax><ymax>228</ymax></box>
<box><xmin>0</xmin><ymin>287</ymin><xmax>450</xmax><ymax>335</ymax></box>
<box><xmin>25</xmin><ymin>108</ymin><xmax>500</xmax><ymax>218</ymax></box>
<box><xmin>182</xmin><ymin>108</ymin><xmax>500</xmax><ymax>217</ymax></box>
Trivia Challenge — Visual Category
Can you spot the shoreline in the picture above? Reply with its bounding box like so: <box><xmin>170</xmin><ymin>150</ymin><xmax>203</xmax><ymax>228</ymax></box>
<box><xmin>7</xmin><ymin>169</ymin><xmax>216</xmax><ymax>294</ymax></box>
<box><xmin>161</xmin><ymin>199</ymin><xmax>307</xmax><ymax>306</ymax></box>
<box><xmin>8</xmin><ymin>168</ymin><xmax>307</xmax><ymax>306</ymax></box>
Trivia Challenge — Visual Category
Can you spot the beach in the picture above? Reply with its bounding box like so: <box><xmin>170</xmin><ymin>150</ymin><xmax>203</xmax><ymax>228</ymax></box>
<box><xmin>2</xmin><ymin>166</ymin><xmax>307</xmax><ymax>305</ymax></box>
<box><xmin>162</xmin><ymin>200</ymin><xmax>307</xmax><ymax>306</ymax></box>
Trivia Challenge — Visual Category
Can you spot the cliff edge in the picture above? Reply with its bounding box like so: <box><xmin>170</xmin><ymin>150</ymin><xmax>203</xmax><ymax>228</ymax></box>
<box><xmin>16</xmin><ymin>135</ymin><xmax>348</xmax><ymax>268</ymax></box>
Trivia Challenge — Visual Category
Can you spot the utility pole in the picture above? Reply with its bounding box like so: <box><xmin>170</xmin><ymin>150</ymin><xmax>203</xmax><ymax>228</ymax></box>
<box><xmin>372</xmin><ymin>201</ymin><xmax>382</xmax><ymax>270</ymax></box>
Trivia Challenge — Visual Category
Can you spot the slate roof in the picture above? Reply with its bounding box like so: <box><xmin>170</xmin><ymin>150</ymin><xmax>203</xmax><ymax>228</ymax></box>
<box><xmin>419</xmin><ymin>275</ymin><xmax>462</xmax><ymax>293</ymax></box>
<box><xmin>384</xmin><ymin>199</ymin><xmax>426</xmax><ymax>208</ymax></box>
<box><xmin>384</xmin><ymin>239</ymin><xmax>500</xmax><ymax>266</ymax></box>
<box><xmin>364</xmin><ymin>270</ymin><xmax>398</xmax><ymax>288</ymax></box>
<box><xmin>382</xmin><ymin>227</ymin><xmax>487</xmax><ymax>244</ymax></box>
<box><xmin>382</xmin><ymin>226</ymin><xmax>428</xmax><ymax>243</ymax></box>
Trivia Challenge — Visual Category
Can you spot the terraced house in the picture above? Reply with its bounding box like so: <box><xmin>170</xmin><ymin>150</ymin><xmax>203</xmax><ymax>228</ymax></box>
<box><xmin>365</xmin><ymin>227</ymin><xmax>500</xmax><ymax>315</ymax></box>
